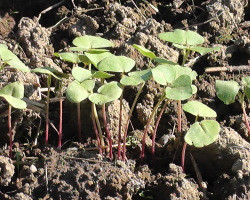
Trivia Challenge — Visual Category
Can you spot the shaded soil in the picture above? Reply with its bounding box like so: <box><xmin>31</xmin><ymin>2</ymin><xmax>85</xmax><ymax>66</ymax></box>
<box><xmin>0</xmin><ymin>0</ymin><xmax>250</xmax><ymax>199</ymax></box>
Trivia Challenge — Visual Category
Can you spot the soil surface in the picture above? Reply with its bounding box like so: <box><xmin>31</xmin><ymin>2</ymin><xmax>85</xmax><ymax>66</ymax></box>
<box><xmin>0</xmin><ymin>0</ymin><xmax>250</xmax><ymax>199</ymax></box>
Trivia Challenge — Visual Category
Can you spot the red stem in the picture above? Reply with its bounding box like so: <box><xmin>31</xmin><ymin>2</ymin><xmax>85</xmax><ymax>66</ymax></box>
<box><xmin>177</xmin><ymin>100</ymin><xmax>182</xmax><ymax>133</ymax></box>
<box><xmin>122</xmin><ymin>82</ymin><xmax>145</xmax><ymax>161</ymax></box>
<box><xmin>91</xmin><ymin>104</ymin><xmax>102</xmax><ymax>154</ymax></box>
<box><xmin>181</xmin><ymin>142</ymin><xmax>187</xmax><ymax>172</ymax></box>
<box><xmin>45</xmin><ymin>95</ymin><xmax>49</xmax><ymax>144</ymax></box>
<box><xmin>45</xmin><ymin>77</ymin><xmax>51</xmax><ymax>144</ymax></box>
<box><xmin>140</xmin><ymin>97</ymin><xmax>165</xmax><ymax>162</ymax></box>
<box><xmin>152</xmin><ymin>100</ymin><xmax>168</xmax><ymax>159</ymax></box>
<box><xmin>242</xmin><ymin>102</ymin><xmax>250</xmax><ymax>136</ymax></box>
<box><xmin>117</xmin><ymin>93</ymin><xmax>123</xmax><ymax>160</ymax></box>
<box><xmin>77</xmin><ymin>103</ymin><xmax>83</xmax><ymax>143</ymax></box>
<box><xmin>58</xmin><ymin>92</ymin><xmax>63</xmax><ymax>149</ymax></box>
<box><xmin>8</xmin><ymin>105</ymin><xmax>12</xmax><ymax>158</ymax></box>
<box><xmin>102</xmin><ymin>104</ymin><xmax>113</xmax><ymax>160</ymax></box>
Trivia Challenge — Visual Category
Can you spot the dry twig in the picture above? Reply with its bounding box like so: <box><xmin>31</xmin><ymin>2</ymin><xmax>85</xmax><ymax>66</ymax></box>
<box><xmin>205</xmin><ymin>65</ymin><xmax>250</xmax><ymax>73</ymax></box>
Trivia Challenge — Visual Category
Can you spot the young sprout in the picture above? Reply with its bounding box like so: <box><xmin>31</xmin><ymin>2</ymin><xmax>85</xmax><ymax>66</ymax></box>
<box><xmin>159</xmin><ymin>29</ymin><xmax>220</xmax><ymax>170</ymax></box>
<box><xmin>216</xmin><ymin>77</ymin><xmax>250</xmax><ymax>136</ymax></box>
<box><xmin>57</xmin><ymin>35</ymin><xmax>115</xmax><ymax>155</ymax></box>
<box><xmin>32</xmin><ymin>67</ymin><xmax>68</xmax><ymax>145</ymax></box>
<box><xmin>0</xmin><ymin>44</ymin><xmax>30</xmax><ymax>72</ymax></box>
<box><xmin>182</xmin><ymin>101</ymin><xmax>220</xmax><ymax>171</ymax></box>
<box><xmin>96</xmin><ymin>54</ymin><xmax>135</xmax><ymax>159</ymax></box>
<box><xmin>0</xmin><ymin>81</ymin><xmax>27</xmax><ymax>158</ymax></box>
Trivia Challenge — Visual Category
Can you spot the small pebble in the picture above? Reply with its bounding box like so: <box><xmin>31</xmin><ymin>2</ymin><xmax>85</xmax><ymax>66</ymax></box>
<box><xmin>29</xmin><ymin>164</ymin><xmax>37</xmax><ymax>174</ymax></box>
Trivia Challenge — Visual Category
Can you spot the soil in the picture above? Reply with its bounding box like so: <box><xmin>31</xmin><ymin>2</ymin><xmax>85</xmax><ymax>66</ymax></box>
<box><xmin>0</xmin><ymin>0</ymin><xmax>250</xmax><ymax>199</ymax></box>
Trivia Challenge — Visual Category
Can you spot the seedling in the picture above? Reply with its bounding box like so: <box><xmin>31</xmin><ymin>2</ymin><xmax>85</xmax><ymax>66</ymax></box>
<box><xmin>216</xmin><ymin>77</ymin><xmax>250</xmax><ymax>136</ymax></box>
<box><xmin>32</xmin><ymin>67</ymin><xmax>68</xmax><ymax>146</ymax></box>
<box><xmin>158</xmin><ymin>29</ymin><xmax>220</xmax><ymax>170</ymax></box>
<box><xmin>159</xmin><ymin>29</ymin><xmax>219</xmax><ymax>133</ymax></box>
<box><xmin>0</xmin><ymin>44</ymin><xmax>30</xmax><ymax>72</ymax></box>
<box><xmin>0</xmin><ymin>81</ymin><xmax>27</xmax><ymax>158</ymax></box>
<box><xmin>96</xmin><ymin>54</ymin><xmax>136</xmax><ymax>160</ymax></box>
<box><xmin>57</xmin><ymin>35</ymin><xmax>118</xmax><ymax>156</ymax></box>
<box><xmin>182</xmin><ymin>101</ymin><xmax>220</xmax><ymax>170</ymax></box>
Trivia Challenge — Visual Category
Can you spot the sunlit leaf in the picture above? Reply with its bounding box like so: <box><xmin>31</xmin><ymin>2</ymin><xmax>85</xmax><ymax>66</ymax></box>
<box><xmin>72</xmin><ymin>67</ymin><xmax>92</xmax><ymax>82</ymax></box>
<box><xmin>151</xmin><ymin>64</ymin><xmax>176</xmax><ymax>85</ymax></box>
<box><xmin>165</xmin><ymin>75</ymin><xmax>192</xmax><ymax>100</ymax></box>
<box><xmin>54</xmin><ymin>52</ymin><xmax>80</xmax><ymax>63</ymax></box>
<box><xmin>72</xmin><ymin>35</ymin><xmax>114</xmax><ymax>50</ymax></box>
<box><xmin>66</xmin><ymin>80</ymin><xmax>93</xmax><ymax>103</ymax></box>
<box><xmin>32</xmin><ymin>67</ymin><xmax>68</xmax><ymax>80</ymax></box>
<box><xmin>189</xmin><ymin>46</ymin><xmax>220</xmax><ymax>55</ymax></box>
<box><xmin>85</xmin><ymin>51</ymin><xmax>113</xmax><ymax>67</ymax></box>
<box><xmin>133</xmin><ymin>44</ymin><xmax>156</xmax><ymax>59</ymax></box>
<box><xmin>184</xmin><ymin>120</ymin><xmax>220</xmax><ymax>147</ymax></box>
<box><xmin>0</xmin><ymin>95</ymin><xmax>26</xmax><ymax>109</ymax></box>
<box><xmin>183</xmin><ymin>101</ymin><xmax>217</xmax><ymax>117</ymax></box>
<box><xmin>159</xmin><ymin>29</ymin><xmax>204</xmax><ymax>46</ymax></box>
<box><xmin>0</xmin><ymin>81</ymin><xmax>24</xmax><ymax>98</ymax></box>
<box><xmin>128</xmin><ymin>69</ymin><xmax>152</xmax><ymax>82</ymax></box>
<box><xmin>153</xmin><ymin>57</ymin><xmax>177</xmax><ymax>65</ymax></box>
<box><xmin>97</xmin><ymin>55</ymin><xmax>135</xmax><ymax>72</ymax></box>
<box><xmin>216</xmin><ymin>80</ymin><xmax>239</xmax><ymax>104</ymax></box>
<box><xmin>89</xmin><ymin>81</ymin><xmax>122</xmax><ymax>105</ymax></box>
<box><xmin>120</xmin><ymin>75</ymin><xmax>144</xmax><ymax>86</ymax></box>
<box><xmin>91</xmin><ymin>71</ymin><xmax>114</xmax><ymax>78</ymax></box>
<box><xmin>0</xmin><ymin>47</ymin><xmax>30</xmax><ymax>72</ymax></box>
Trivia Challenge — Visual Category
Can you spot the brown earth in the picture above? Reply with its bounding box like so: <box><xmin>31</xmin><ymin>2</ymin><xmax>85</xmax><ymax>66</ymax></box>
<box><xmin>0</xmin><ymin>0</ymin><xmax>250</xmax><ymax>199</ymax></box>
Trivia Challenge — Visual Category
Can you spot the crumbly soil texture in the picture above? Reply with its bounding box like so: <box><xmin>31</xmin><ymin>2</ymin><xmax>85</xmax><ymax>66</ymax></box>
<box><xmin>0</xmin><ymin>0</ymin><xmax>250</xmax><ymax>199</ymax></box>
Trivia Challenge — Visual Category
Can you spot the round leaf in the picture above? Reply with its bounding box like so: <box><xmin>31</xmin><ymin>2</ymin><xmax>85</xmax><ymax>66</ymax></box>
<box><xmin>184</xmin><ymin>120</ymin><xmax>220</xmax><ymax>147</ymax></box>
<box><xmin>189</xmin><ymin>46</ymin><xmax>220</xmax><ymax>55</ymax></box>
<box><xmin>133</xmin><ymin>44</ymin><xmax>156</xmax><ymax>59</ymax></box>
<box><xmin>54</xmin><ymin>52</ymin><xmax>80</xmax><ymax>63</ymax></box>
<box><xmin>79</xmin><ymin>54</ymin><xmax>91</xmax><ymax>65</ymax></box>
<box><xmin>242</xmin><ymin>76</ymin><xmax>250</xmax><ymax>87</ymax></box>
<box><xmin>0</xmin><ymin>47</ymin><xmax>30</xmax><ymax>72</ymax></box>
<box><xmin>32</xmin><ymin>67</ymin><xmax>68</xmax><ymax>80</ymax></box>
<box><xmin>183</xmin><ymin>101</ymin><xmax>217</xmax><ymax>117</ymax></box>
<box><xmin>89</xmin><ymin>81</ymin><xmax>122</xmax><ymax>105</ymax></box>
<box><xmin>120</xmin><ymin>75</ymin><xmax>144</xmax><ymax>86</ymax></box>
<box><xmin>159</xmin><ymin>29</ymin><xmax>204</xmax><ymax>46</ymax></box>
<box><xmin>0</xmin><ymin>95</ymin><xmax>26</xmax><ymax>109</ymax></box>
<box><xmin>165</xmin><ymin>75</ymin><xmax>192</xmax><ymax>100</ymax></box>
<box><xmin>97</xmin><ymin>55</ymin><xmax>135</xmax><ymax>72</ymax></box>
<box><xmin>128</xmin><ymin>69</ymin><xmax>152</xmax><ymax>82</ymax></box>
<box><xmin>153</xmin><ymin>57</ymin><xmax>177</xmax><ymax>65</ymax></box>
<box><xmin>72</xmin><ymin>35</ymin><xmax>114</xmax><ymax>50</ymax></box>
<box><xmin>0</xmin><ymin>81</ymin><xmax>24</xmax><ymax>98</ymax></box>
<box><xmin>72</xmin><ymin>67</ymin><xmax>92</xmax><ymax>82</ymax></box>
<box><xmin>91</xmin><ymin>71</ymin><xmax>114</xmax><ymax>78</ymax></box>
<box><xmin>191</xmin><ymin>85</ymin><xmax>197</xmax><ymax>95</ymax></box>
<box><xmin>175</xmin><ymin>65</ymin><xmax>197</xmax><ymax>81</ymax></box>
<box><xmin>66</xmin><ymin>80</ymin><xmax>92</xmax><ymax>103</ymax></box>
<box><xmin>152</xmin><ymin>64</ymin><xmax>176</xmax><ymax>85</ymax></box>
<box><xmin>85</xmin><ymin>51</ymin><xmax>113</xmax><ymax>67</ymax></box>
<box><xmin>216</xmin><ymin>80</ymin><xmax>239</xmax><ymax>104</ymax></box>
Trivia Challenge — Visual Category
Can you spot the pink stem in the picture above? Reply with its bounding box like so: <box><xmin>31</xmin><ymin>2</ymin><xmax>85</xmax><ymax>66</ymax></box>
<box><xmin>181</xmin><ymin>142</ymin><xmax>187</xmax><ymax>172</ymax></box>
<box><xmin>92</xmin><ymin>104</ymin><xmax>102</xmax><ymax>155</ymax></box>
<box><xmin>117</xmin><ymin>94</ymin><xmax>123</xmax><ymax>160</ymax></box>
<box><xmin>140</xmin><ymin>97</ymin><xmax>165</xmax><ymax>162</ymax></box>
<box><xmin>177</xmin><ymin>100</ymin><xmax>182</xmax><ymax>133</ymax></box>
<box><xmin>77</xmin><ymin>103</ymin><xmax>83</xmax><ymax>143</ymax></box>
<box><xmin>58</xmin><ymin>92</ymin><xmax>63</xmax><ymax>148</ymax></box>
<box><xmin>102</xmin><ymin>104</ymin><xmax>113</xmax><ymax>160</ymax></box>
<box><xmin>242</xmin><ymin>102</ymin><xmax>250</xmax><ymax>136</ymax></box>
<box><xmin>152</xmin><ymin>100</ymin><xmax>168</xmax><ymax>159</ymax></box>
<box><xmin>8</xmin><ymin>105</ymin><xmax>12</xmax><ymax>158</ymax></box>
